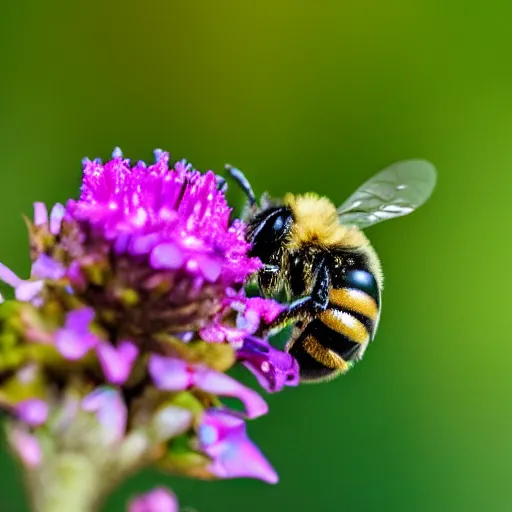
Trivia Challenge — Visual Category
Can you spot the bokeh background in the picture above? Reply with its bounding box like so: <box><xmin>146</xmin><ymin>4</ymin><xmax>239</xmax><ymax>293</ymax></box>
<box><xmin>1</xmin><ymin>1</ymin><xmax>511</xmax><ymax>511</ymax></box>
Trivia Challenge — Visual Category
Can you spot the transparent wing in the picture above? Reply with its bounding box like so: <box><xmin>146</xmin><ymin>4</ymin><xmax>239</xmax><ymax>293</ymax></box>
<box><xmin>337</xmin><ymin>159</ymin><xmax>436</xmax><ymax>229</ymax></box>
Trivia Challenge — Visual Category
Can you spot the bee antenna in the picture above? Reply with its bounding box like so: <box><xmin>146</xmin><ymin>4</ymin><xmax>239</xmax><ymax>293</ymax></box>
<box><xmin>224</xmin><ymin>164</ymin><xmax>256</xmax><ymax>206</ymax></box>
<box><xmin>216</xmin><ymin>175</ymin><xmax>228</xmax><ymax>193</ymax></box>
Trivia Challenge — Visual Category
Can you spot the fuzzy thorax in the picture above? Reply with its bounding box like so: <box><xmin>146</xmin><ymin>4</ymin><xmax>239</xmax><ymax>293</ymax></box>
<box><xmin>283</xmin><ymin>193</ymin><xmax>383</xmax><ymax>287</ymax></box>
<box><xmin>283</xmin><ymin>193</ymin><xmax>367</xmax><ymax>249</ymax></box>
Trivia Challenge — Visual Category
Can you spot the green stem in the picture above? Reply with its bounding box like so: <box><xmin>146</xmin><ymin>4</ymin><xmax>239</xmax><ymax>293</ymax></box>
<box><xmin>25</xmin><ymin>453</ymin><xmax>105</xmax><ymax>512</ymax></box>
<box><xmin>7</xmin><ymin>419</ymin><xmax>150</xmax><ymax>512</ymax></box>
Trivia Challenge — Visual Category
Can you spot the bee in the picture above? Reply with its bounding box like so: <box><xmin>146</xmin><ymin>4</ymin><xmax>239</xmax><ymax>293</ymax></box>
<box><xmin>223</xmin><ymin>160</ymin><xmax>436</xmax><ymax>382</ymax></box>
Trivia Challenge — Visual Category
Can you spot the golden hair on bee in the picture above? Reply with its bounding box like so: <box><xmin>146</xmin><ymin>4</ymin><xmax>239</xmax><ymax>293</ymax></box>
<box><xmin>284</xmin><ymin>192</ymin><xmax>376</xmax><ymax>251</ymax></box>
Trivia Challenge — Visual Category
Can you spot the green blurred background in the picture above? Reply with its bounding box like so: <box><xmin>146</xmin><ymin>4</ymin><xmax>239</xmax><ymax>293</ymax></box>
<box><xmin>1</xmin><ymin>1</ymin><xmax>510</xmax><ymax>511</ymax></box>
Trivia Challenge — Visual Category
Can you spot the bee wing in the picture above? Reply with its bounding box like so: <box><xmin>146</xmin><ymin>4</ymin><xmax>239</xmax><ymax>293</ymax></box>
<box><xmin>337</xmin><ymin>159</ymin><xmax>436</xmax><ymax>229</ymax></box>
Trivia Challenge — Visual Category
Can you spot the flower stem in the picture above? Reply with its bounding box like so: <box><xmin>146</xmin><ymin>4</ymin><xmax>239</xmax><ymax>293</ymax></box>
<box><xmin>24</xmin><ymin>453</ymin><xmax>104</xmax><ymax>512</ymax></box>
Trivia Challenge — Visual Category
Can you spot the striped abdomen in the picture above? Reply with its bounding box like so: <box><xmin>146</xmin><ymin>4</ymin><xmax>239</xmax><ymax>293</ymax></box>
<box><xmin>287</xmin><ymin>269</ymin><xmax>381</xmax><ymax>382</ymax></box>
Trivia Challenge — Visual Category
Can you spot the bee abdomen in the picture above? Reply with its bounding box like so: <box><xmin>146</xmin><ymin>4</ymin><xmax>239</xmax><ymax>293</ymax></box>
<box><xmin>288</xmin><ymin>317</ymin><xmax>363</xmax><ymax>382</ymax></box>
<box><xmin>328</xmin><ymin>286</ymin><xmax>380</xmax><ymax>339</ymax></box>
<box><xmin>287</xmin><ymin>269</ymin><xmax>381</xmax><ymax>382</ymax></box>
<box><xmin>303</xmin><ymin>318</ymin><xmax>364</xmax><ymax>363</ymax></box>
<box><xmin>288</xmin><ymin>284</ymin><xmax>379</xmax><ymax>379</ymax></box>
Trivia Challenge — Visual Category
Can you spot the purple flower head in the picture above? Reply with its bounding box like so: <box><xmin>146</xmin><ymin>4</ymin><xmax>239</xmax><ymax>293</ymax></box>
<box><xmin>0</xmin><ymin>148</ymin><xmax>300</xmax><ymax>508</ymax></box>
<box><xmin>67</xmin><ymin>148</ymin><xmax>261</xmax><ymax>285</ymax></box>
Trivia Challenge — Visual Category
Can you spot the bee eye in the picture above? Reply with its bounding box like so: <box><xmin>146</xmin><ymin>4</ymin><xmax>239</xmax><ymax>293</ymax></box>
<box><xmin>273</xmin><ymin>215</ymin><xmax>285</xmax><ymax>233</ymax></box>
<box><xmin>247</xmin><ymin>207</ymin><xmax>292</xmax><ymax>260</ymax></box>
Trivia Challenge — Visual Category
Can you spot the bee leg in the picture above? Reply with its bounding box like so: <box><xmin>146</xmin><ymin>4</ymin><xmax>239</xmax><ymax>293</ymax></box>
<box><xmin>267</xmin><ymin>259</ymin><xmax>330</xmax><ymax>332</ymax></box>
<box><xmin>309</xmin><ymin>258</ymin><xmax>330</xmax><ymax>312</ymax></box>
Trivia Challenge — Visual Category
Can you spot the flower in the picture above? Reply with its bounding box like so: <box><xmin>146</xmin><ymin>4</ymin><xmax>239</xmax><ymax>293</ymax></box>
<box><xmin>71</xmin><ymin>149</ymin><xmax>260</xmax><ymax>285</ymax></box>
<box><xmin>201</xmin><ymin>292</ymin><xmax>299</xmax><ymax>392</ymax></box>
<box><xmin>238</xmin><ymin>336</ymin><xmax>300</xmax><ymax>392</ymax></box>
<box><xmin>128</xmin><ymin>488</ymin><xmax>178</xmax><ymax>512</ymax></box>
<box><xmin>14</xmin><ymin>399</ymin><xmax>48</xmax><ymax>427</ymax></box>
<box><xmin>199</xmin><ymin>409</ymin><xmax>279</xmax><ymax>483</ymax></box>
<box><xmin>8</xmin><ymin>427</ymin><xmax>42</xmax><ymax>468</ymax></box>
<box><xmin>55</xmin><ymin>307</ymin><xmax>100</xmax><ymax>360</ymax></box>
<box><xmin>82</xmin><ymin>387</ymin><xmax>127</xmax><ymax>444</ymax></box>
<box><xmin>0</xmin><ymin>148</ymin><xmax>299</xmax><ymax>510</ymax></box>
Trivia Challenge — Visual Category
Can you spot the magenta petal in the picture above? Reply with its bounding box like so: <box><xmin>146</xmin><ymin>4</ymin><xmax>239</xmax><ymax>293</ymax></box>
<box><xmin>128</xmin><ymin>488</ymin><xmax>178</xmax><ymax>512</ymax></box>
<box><xmin>150</xmin><ymin>243</ymin><xmax>185</xmax><ymax>269</ymax></box>
<box><xmin>97</xmin><ymin>341</ymin><xmax>138</xmax><ymax>385</ymax></box>
<box><xmin>209</xmin><ymin>436</ymin><xmax>279</xmax><ymax>484</ymax></box>
<box><xmin>194</xmin><ymin>368</ymin><xmax>268</xmax><ymax>419</ymax></box>
<box><xmin>199</xmin><ymin>324</ymin><xmax>226</xmax><ymax>343</ymax></box>
<box><xmin>237</xmin><ymin>336</ymin><xmax>300</xmax><ymax>392</ymax></box>
<box><xmin>9</xmin><ymin>428</ymin><xmax>42</xmax><ymax>468</ymax></box>
<box><xmin>33</xmin><ymin>202</ymin><xmax>48</xmax><ymax>226</ymax></box>
<box><xmin>114</xmin><ymin>233</ymin><xmax>131</xmax><ymax>253</ymax></box>
<box><xmin>56</xmin><ymin>331</ymin><xmax>93</xmax><ymax>359</ymax></box>
<box><xmin>245</xmin><ymin>297</ymin><xmax>285</xmax><ymax>323</ymax></box>
<box><xmin>235</xmin><ymin>308</ymin><xmax>260</xmax><ymax>334</ymax></box>
<box><xmin>199</xmin><ymin>323</ymin><xmax>246</xmax><ymax>345</ymax></box>
<box><xmin>15</xmin><ymin>399</ymin><xmax>48</xmax><ymax>427</ymax></box>
<box><xmin>199</xmin><ymin>410</ymin><xmax>278</xmax><ymax>484</ymax></box>
<box><xmin>82</xmin><ymin>387</ymin><xmax>127</xmax><ymax>443</ymax></box>
<box><xmin>49</xmin><ymin>203</ymin><xmax>66</xmax><ymax>235</ymax></box>
<box><xmin>196</xmin><ymin>254</ymin><xmax>222</xmax><ymax>282</ymax></box>
<box><xmin>31</xmin><ymin>254</ymin><xmax>65</xmax><ymax>280</ymax></box>
<box><xmin>55</xmin><ymin>328</ymin><xmax>97</xmax><ymax>360</ymax></box>
<box><xmin>148</xmin><ymin>355</ymin><xmax>192</xmax><ymax>390</ymax></box>
<box><xmin>129</xmin><ymin>233</ymin><xmax>162</xmax><ymax>255</ymax></box>
<box><xmin>55</xmin><ymin>308</ymin><xmax>99</xmax><ymax>360</ymax></box>
<box><xmin>0</xmin><ymin>262</ymin><xmax>22</xmax><ymax>288</ymax></box>
<box><xmin>66</xmin><ymin>261</ymin><xmax>86</xmax><ymax>289</ymax></box>
<box><xmin>66</xmin><ymin>307</ymin><xmax>95</xmax><ymax>331</ymax></box>
<box><xmin>15</xmin><ymin>281</ymin><xmax>44</xmax><ymax>302</ymax></box>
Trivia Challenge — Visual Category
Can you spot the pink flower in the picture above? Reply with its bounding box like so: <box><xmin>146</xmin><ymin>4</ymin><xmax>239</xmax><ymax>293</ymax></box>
<box><xmin>148</xmin><ymin>355</ymin><xmax>268</xmax><ymax>419</ymax></box>
<box><xmin>0</xmin><ymin>148</ymin><xmax>300</xmax><ymax>501</ymax></box>
<box><xmin>14</xmin><ymin>399</ymin><xmax>48</xmax><ymax>427</ymax></box>
<box><xmin>128</xmin><ymin>488</ymin><xmax>178</xmax><ymax>512</ymax></box>
<box><xmin>69</xmin><ymin>149</ymin><xmax>261</xmax><ymax>285</ymax></box>
<box><xmin>199</xmin><ymin>409</ymin><xmax>278</xmax><ymax>484</ymax></box>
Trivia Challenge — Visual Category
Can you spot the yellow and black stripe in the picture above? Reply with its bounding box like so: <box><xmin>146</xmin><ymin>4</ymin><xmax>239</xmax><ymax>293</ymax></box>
<box><xmin>287</xmin><ymin>269</ymin><xmax>380</xmax><ymax>382</ymax></box>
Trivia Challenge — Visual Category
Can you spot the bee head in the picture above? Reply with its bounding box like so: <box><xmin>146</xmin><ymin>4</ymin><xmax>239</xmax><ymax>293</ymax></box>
<box><xmin>246</xmin><ymin>206</ymin><xmax>294</xmax><ymax>263</ymax></box>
